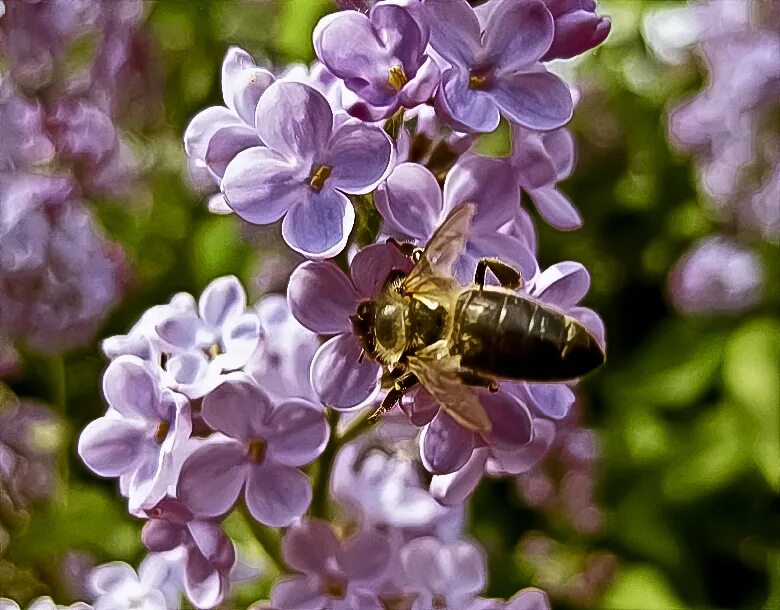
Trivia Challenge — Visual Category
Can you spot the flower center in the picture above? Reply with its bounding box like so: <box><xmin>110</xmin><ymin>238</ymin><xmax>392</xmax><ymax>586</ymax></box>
<box><xmin>207</xmin><ymin>343</ymin><xmax>222</xmax><ymax>358</ymax></box>
<box><xmin>468</xmin><ymin>68</ymin><xmax>491</xmax><ymax>90</ymax></box>
<box><xmin>323</xmin><ymin>576</ymin><xmax>347</xmax><ymax>599</ymax></box>
<box><xmin>432</xmin><ymin>594</ymin><xmax>447</xmax><ymax>609</ymax></box>
<box><xmin>247</xmin><ymin>437</ymin><xmax>267</xmax><ymax>464</ymax></box>
<box><xmin>308</xmin><ymin>165</ymin><xmax>332</xmax><ymax>191</ymax></box>
<box><xmin>388</xmin><ymin>64</ymin><xmax>408</xmax><ymax>91</ymax></box>
<box><xmin>154</xmin><ymin>420</ymin><xmax>170</xmax><ymax>444</ymax></box>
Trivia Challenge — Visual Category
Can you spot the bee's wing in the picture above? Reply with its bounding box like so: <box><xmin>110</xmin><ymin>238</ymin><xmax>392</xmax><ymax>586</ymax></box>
<box><xmin>402</xmin><ymin>203</ymin><xmax>476</xmax><ymax>296</ymax></box>
<box><xmin>407</xmin><ymin>346</ymin><xmax>492</xmax><ymax>436</ymax></box>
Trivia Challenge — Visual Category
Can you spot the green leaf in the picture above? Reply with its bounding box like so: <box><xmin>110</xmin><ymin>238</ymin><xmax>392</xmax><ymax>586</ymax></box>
<box><xmin>603</xmin><ymin>564</ymin><xmax>688</xmax><ymax>610</ymax></box>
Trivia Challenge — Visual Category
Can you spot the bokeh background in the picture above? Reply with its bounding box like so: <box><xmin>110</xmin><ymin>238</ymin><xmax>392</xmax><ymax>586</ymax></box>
<box><xmin>0</xmin><ymin>1</ymin><xmax>777</xmax><ymax>608</ymax></box>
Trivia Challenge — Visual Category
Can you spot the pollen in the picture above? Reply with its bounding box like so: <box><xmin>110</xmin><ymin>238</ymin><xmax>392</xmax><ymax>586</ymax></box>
<box><xmin>388</xmin><ymin>65</ymin><xmax>408</xmax><ymax>91</ymax></box>
<box><xmin>208</xmin><ymin>343</ymin><xmax>222</xmax><ymax>358</ymax></box>
<box><xmin>308</xmin><ymin>165</ymin><xmax>332</xmax><ymax>191</ymax></box>
<box><xmin>154</xmin><ymin>420</ymin><xmax>170</xmax><ymax>444</ymax></box>
<box><xmin>432</xmin><ymin>593</ymin><xmax>447</xmax><ymax>609</ymax></box>
<box><xmin>468</xmin><ymin>73</ymin><xmax>488</xmax><ymax>89</ymax></box>
<box><xmin>247</xmin><ymin>437</ymin><xmax>268</xmax><ymax>463</ymax></box>
<box><xmin>323</xmin><ymin>576</ymin><xmax>347</xmax><ymax>599</ymax></box>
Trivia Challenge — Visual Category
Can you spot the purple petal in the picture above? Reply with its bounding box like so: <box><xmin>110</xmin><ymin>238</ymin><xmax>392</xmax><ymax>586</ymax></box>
<box><xmin>376</xmin><ymin>162</ymin><xmax>443</xmax><ymax>240</ymax></box>
<box><xmin>436</xmin><ymin>68</ymin><xmax>500</xmax><ymax>134</ymax></box>
<box><xmin>202</xmin><ymin>379</ymin><xmax>274</xmax><ymax>440</ymax></box>
<box><xmin>398</xmin><ymin>57</ymin><xmax>441</xmax><ymax>107</ymax></box>
<box><xmin>245</xmin><ymin>462</ymin><xmax>312</xmax><ymax>527</ymax></box>
<box><xmin>142</xmin><ymin>520</ymin><xmax>184</xmax><ymax>552</ymax></box>
<box><xmin>184</xmin><ymin>106</ymin><xmax>240</xmax><ymax>160</ymax></box>
<box><xmin>282</xmin><ymin>519</ymin><xmax>340</xmax><ymax>575</ymax></box>
<box><xmin>350</xmin><ymin>242</ymin><xmax>414</xmax><ymax>299</ymax></box>
<box><xmin>255</xmin><ymin>81</ymin><xmax>333</xmax><ymax>162</ymax></box>
<box><xmin>177</xmin><ymin>441</ymin><xmax>247</xmax><ymax>518</ymax></box>
<box><xmin>404</xmin><ymin>388</ymin><xmax>439</xmax><ymax>426</ymax></box>
<box><xmin>425</xmin><ymin>0</ymin><xmax>481</xmax><ymax>66</ymax></box>
<box><xmin>528</xmin><ymin>187</ymin><xmax>582</xmax><ymax>230</ymax></box>
<box><xmin>272</xmin><ymin>576</ymin><xmax>325</xmax><ymax>610</ymax></box>
<box><xmin>102</xmin><ymin>356</ymin><xmax>160</xmax><ymax>420</ymax></box>
<box><xmin>185</xmin><ymin>549</ymin><xmax>229</xmax><ymax>610</ymax></box>
<box><xmin>421</xmin><ymin>410</ymin><xmax>476</xmax><ymax>475</ymax></box>
<box><xmin>371</xmin><ymin>1</ymin><xmax>429</xmax><ymax>75</ymax></box>
<box><xmin>325</xmin><ymin>121</ymin><xmax>393</xmax><ymax>195</ymax></box>
<box><xmin>543</xmin><ymin>7</ymin><xmax>611</xmax><ymax>61</ymax></box>
<box><xmin>481</xmin><ymin>390</ymin><xmax>533</xmax><ymax>449</ymax></box>
<box><xmin>221</xmin><ymin>47</ymin><xmax>276</xmax><ymax>125</ymax></box>
<box><xmin>155</xmin><ymin>312</ymin><xmax>212</xmax><ymax>351</ymax></box>
<box><xmin>400</xmin><ymin>537</ymin><xmax>445</xmax><ymax>589</ymax></box>
<box><xmin>511</xmin><ymin>129</ymin><xmax>558</xmax><ymax>191</ymax></box>
<box><xmin>166</xmin><ymin>352</ymin><xmax>209</xmax><ymax>386</ymax></box>
<box><xmin>221</xmin><ymin>146</ymin><xmax>305</xmax><ymax>225</ymax></box>
<box><xmin>311</xmin><ymin>334</ymin><xmax>381</xmax><ymax>409</ymax></box>
<box><xmin>429</xmin><ymin>448</ymin><xmax>488</xmax><ymax>506</ymax></box>
<box><xmin>514</xmin><ymin>382</ymin><xmax>574</xmax><ymax>420</ymax></box>
<box><xmin>569</xmin><ymin>306</ymin><xmax>606</xmax><ymax>350</ymax></box>
<box><xmin>338</xmin><ymin>530</ymin><xmax>392</xmax><ymax>584</ymax></box>
<box><xmin>445</xmin><ymin>540</ymin><xmax>487</xmax><ymax>596</ymax></box>
<box><xmin>204</xmin><ymin>122</ymin><xmax>262</xmax><ymax>179</ymax></box>
<box><xmin>488</xmin><ymin>418</ymin><xmax>555</xmax><ymax>475</ymax></box>
<box><xmin>281</xmin><ymin>189</ymin><xmax>354</xmax><ymax>259</ymax></box>
<box><xmin>214</xmin><ymin>313</ymin><xmax>261</xmax><ymax>371</ymax></box>
<box><xmin>468</xmin><ymin>233</ymin><xmax>539</xmax><ymax>283</ymax></box>
<box><xmin>189</xmin><ymin>520</ymin><xmax>236</xmax><ymax>569</ymax></box>
<box><xmin>199</xmin><ymin>275</ymin><xmax>246</xmax><ymax>328</ymax></box>
<box><xmin>543</xmin><ymin>127</ymin><xmax>575</xmax><ymax>179</ymax></box>
<box><xmin>287</xmin><ymin>261</ymin><xmax>359</xmax><ymax>334</ymax></box>
<box><xmin>491</xmin><ymin>71</ymin><xmax>573</xmax><ymax>130</ymax></box>
<box><xmin>78</xmin><ymin>415</ymin><xmax>147</xmax><ymax>477</ymax></box>
<box><xmin>89</xmin><ymin>562</ymin><xmax>137</xmax><ymax>594</ymax></box>
<box><xmin>484</xmin><ymin>0</ymin><xmax>554</xmax><ymax>72</ymax></box>
<box><xmin>506</xmin><ymin>587</ymin><xmax>552</xmax><ymax>610</ymax></box>
<box><xmin>444</xmin><ymin>155</ymin><xmax>518</xmax><ymax>231</ymax></box>
<box><xmin>533</xmin><ymin>261</ymin><xmax>589</xmax><ymax>308</ymax></box>
<box><xmin>265</xmin><ymin>400</ymin><xmax>329</xmax><ymax>467</ymax></box>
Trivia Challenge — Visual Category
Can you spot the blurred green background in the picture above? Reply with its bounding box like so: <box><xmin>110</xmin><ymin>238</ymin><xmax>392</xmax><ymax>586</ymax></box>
<box><xmin>1</xmin><ymin>1</ymin><xmax>777</xmax><ymax>608</ymax></box>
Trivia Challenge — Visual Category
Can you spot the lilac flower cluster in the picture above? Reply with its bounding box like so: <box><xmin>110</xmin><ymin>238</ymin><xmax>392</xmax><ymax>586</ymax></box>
<box><xmin>0</xmin><ymin>0</ymin><xmax>150</xmax><ymax>351</ymax></box>
<box><xmin>69</xmin><ymin>0</ymin><xmax>611</xmax><ymax>607</ymax></box>
<box><xmin>645</xmin><ymin>0</ymin><xmax>778</xmax><ymax>314</ymax></box>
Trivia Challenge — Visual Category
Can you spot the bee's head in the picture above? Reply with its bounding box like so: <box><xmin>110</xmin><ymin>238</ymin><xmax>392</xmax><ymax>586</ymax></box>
<box><xmin>350</xmin><ymin>300</ymin><xmax>376</xmax><ymax>355</ymax></box>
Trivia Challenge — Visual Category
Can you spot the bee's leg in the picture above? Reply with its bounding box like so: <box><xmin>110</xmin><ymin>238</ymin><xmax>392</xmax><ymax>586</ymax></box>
<box><xmin>474</xmin><ymin>258</ymin><xmax>523</xmax><ymax>290</ymax></box>
<box><xmin>386</xmin><ymin>237</ymin><xmax>418</xmax><ymax>260</ymax></box>
<box><xmin>368</xmin><ymin>372</ymin><xmax>419</xmax><ymax>423</ymax></box>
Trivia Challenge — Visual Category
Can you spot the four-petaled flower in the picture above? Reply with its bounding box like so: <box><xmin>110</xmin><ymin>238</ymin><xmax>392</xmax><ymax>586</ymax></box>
<box><xmin>176</xmin><ymin>376</ymin><xmax>329</xmax><ymax>526</ymax></box>
<box><xmin>221</xmin><ymin>81</ymin><xmax>394</xmax><ymax>258</ymax></box>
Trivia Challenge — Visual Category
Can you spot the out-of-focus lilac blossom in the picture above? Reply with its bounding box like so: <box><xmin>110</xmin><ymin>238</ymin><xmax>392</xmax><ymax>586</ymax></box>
<box><xmin>745</xmin><ymin>164</ymin><xmax>780</xmax><ymax>243</ymax></box>
<box><xmin>0</xmin><ymin>79</ymin><xmax>54</xmax><ymax>170</ymax></box>
<box><xmin>142</xmin><ymin>499</ymin><xmax>235</xmax><ymax>609</ymax></box>
<box><xmin>221</xmin><ymin>81</ymin><xmax>394</xmax><ymax>258</ymax></box>
<box><xmin>375</xmin><ymin>159</ymin><xmax>538</xmax><ymax>282</ymax></box>
<box><xmin>272</xmin><ymin>519</ymin><xmax>392</xmax><ymax>610</ymax></box>
<box><xmin>89</xmin><ymin>551</ymin><xmax>184</xmax><ymax>610</ymax></box>
<box><xmin>425</xmin><ymin>0</ymin><xmax>573</xmax><ymax>133</ymax></box>
<box><xmin>331</xmin><ymin>440</ymin><xmax>452</xmax><ymax>533</ymax></box>
<box><xmin>399</xmin><ymin>536</ymin><xmax>486</xmax><ymax>610</ymax></box>
<box><xmin>78</xmin><ymin>356</ymin><xmax>191</xmax><ymax>514</ymax></box>
<box><xmin>184</xmin><ymin>47</ymin><xmax>272</xmax><ymax>188</ymax></box>
<box><xmin>152</xmin><ymin>276</ymin><xmax>262</xmax><ymax>398</ymax></box>
<box><xmin>176</xmin><ymin>377</ymin><xmax>328</xmax><ymax>526</ymax></box>
<box><xmin>0</xmin><ymin>400</ymin><xmax>59</xmax><ymax>512</ymax></box>
<box><xmin>287</xmin><ymin>243</ymin><xmax>413</xmax><ymax>409</ymax></box>
<box><xmin>668</xmin><ymin>236</ymin><xmax>764</xmax><ymax>315</ymax></box>
<box><xmin>0</xmin><ymin>598</ymin><xmax>91</xmax><ymax>610</ymax></box>
<box><xmin>465</xmin><ymin>588</ymin><xmax>552</xmax><ymax>610</ymax></box>
<box><xmin>247</xmin><ymin>294</ymin><xmax>320</xmax><ymax>403</ymax></box>
<box><xmin>0</xmin><ymin>175</ymin><xmax>124</xmax><ymax>352</ymax></box>
<box><xmin>314</xmin><ymin>0</ymin><xmax>440</xmax><ymax>121</ymax></box>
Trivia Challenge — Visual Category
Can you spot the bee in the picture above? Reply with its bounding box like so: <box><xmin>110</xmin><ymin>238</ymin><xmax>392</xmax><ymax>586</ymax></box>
<box><xmin>350</xmin><ymin>203</ymin><xmax>605</xmax><ymax>435</ymax></box>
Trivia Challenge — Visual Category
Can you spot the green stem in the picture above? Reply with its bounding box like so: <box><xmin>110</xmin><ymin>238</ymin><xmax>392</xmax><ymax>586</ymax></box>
<box><xmin>337</xmin><ymin>407</ymin><xmax>374</xmax><ymax>446</ymax></box>
<box><xmin>241</xmin><ymin>503</ymin><xmax>285</xmax><ymax>572</ymax></box>
<box><xmin>49</xmin><ymin>356</ymin><xmax>69</xmax><ymax>501</ymax></box>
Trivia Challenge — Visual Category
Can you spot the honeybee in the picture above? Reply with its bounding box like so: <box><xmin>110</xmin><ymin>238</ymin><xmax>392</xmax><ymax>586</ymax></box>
<box><xmin>350</xmin><ymin>203</ymin><xmax>605</xmax><ymax>434</ymax></box>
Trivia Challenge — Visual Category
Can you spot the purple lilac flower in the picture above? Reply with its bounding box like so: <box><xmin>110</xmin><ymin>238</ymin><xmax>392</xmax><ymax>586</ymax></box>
<box><xmin>78</xmin><ymin>356</ymin><xmax>191</xmax><ymax>514</ymax></box>
<box><xmin>465</xmin><ymin>588</ymin><xmax>551</xmax><ymax>610</ymax></box>
<box><xmin>287</xmin><ymin>243</ymin><xmax>413</xmax><ymax>409</ymax></box>
<box><xmin>184</xmin><ymin>47</ymin><xmax>273</xmax><ymax>188</ymax></box>
<box><xmin>425</xmin><ymin>0</ymin><xmax>573</xmax><ymax>133</ymax></box>
<box><xmin>0</xmin><ymin>79</ymin><xmax>54</xmax><ymax>170</ymax></box>
<box><xmin>176</xmin><ymin>376</ymin><xmax>328</xmax><ymax>526</ymax></box>
<box><xmin>142</xmin><ymin>499</ymin><xmax>235</xmax><ymax>609</ymax></box>
<box><xmin>0</xmin><ymin>174</ymin><xmax>125</xmax><ymax>352</ymax></box>
<box><xmin>152</xmin><ymin>275</ymin><xmax>262</xmax><ymax>398</ymax></box>
<box><xmin>314</xmin><ymin>0</ymin><xmax>440</xmax><ymax>121</ymax></box>
<box><xmin>221</xmin><ymin>81</ymin><xmax>394</xmax><ymax>258</ymax></box>
<box><xmin>540</xmin><ymin>0</ymin><xmax>611</xmax><ymax>60</ymax></box>
<box><xmin>272</xmin><ymin>519</ymin><xmax>392</xmax><ymax>610</ymax></box>
<box><xmin>247</xmin><ymin>294</ymin><xmax>321</xmax><ymax>403</ymax></box>
<box><xmin>430</xmin><ymin>417</ymin><xmax>556</xmax><ymax>506</ymax></box>
<box><xmin>668</xmin><ymin>236</ymin><xmax>764</xmax><ymax>315</ymax></box>
<box><xmin>399</xmin><ymin>536</ymin><xmax>486</xmax><ymax>610</ymax></box>
<box><xmin>0</xmin><ymin>599</ymin><xmax>91</xmax><ymax>610</ymax></box>
<box><xmin>88</xmin><ymin>553</ymin><xmax>183</xmax><ymax>610</ymax></box>
<box><xmin>375</xmin><ymin>159</ymin><xmax>538</xmax><ymax>283</ymax></box>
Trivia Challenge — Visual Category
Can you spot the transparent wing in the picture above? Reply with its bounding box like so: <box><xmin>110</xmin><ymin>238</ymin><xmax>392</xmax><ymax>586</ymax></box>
<box><xmin>407</xmin><ymin>344</ymin><xmax>492</xmax><ymax>436</ymax></box>
<box><xmin>402</xmin><ymin>203</ymin><xmax>476</xmax><ymax>295</ymax></box>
